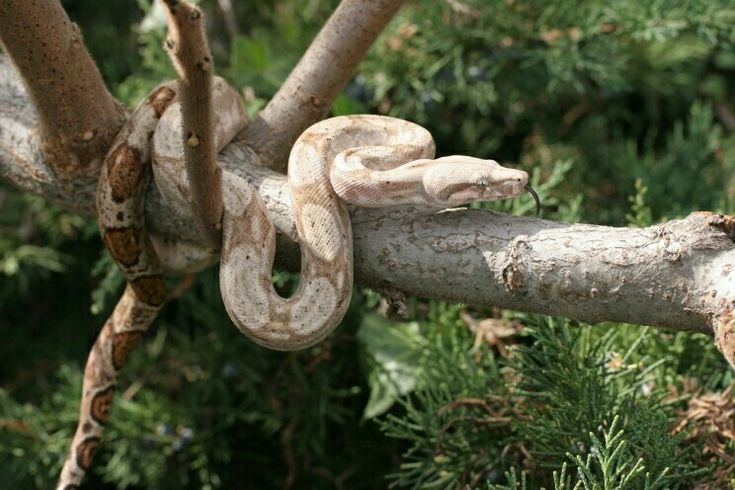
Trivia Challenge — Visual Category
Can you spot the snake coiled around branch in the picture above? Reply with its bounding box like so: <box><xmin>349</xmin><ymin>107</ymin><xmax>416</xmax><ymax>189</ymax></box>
<box><xmin>57</xmin><ymin>6</ymin><xmax>531</xmax><ymax>487</ymax></box>
<box><xmin>57</xmin><ymin>82</ymin><xmax>530</xmax><ymax>488</ymax></box>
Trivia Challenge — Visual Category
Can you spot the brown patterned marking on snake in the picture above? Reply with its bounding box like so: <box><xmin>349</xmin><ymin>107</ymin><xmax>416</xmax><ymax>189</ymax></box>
<box><xmin>102</xmin><ymin>227</ymin><xmax>140</xmax><ymax>267</ymax></box>
<box><xmin>147</xmin><ymin>85</ymin><xmax>177</xmax><ymax>118</ymax></box>
<box><xmin>58</xmin><ymin>81</ymin><xmax>183</xmax><ymax>489</ymax></box>
<box><xmin>130</xmin><ymin>275</ymin><xmax>167</xmax><ymax>307</ymax></box>
<box><xmin>90</xmin><ymin>385</ymin><xmax>116</xmax><ymax>425</ymax></box>
<box><xmin>111</xmin><ymin>331</ymin><xmax>144</xmax><ymax>371</ymax></box>
<box><xmin>75</xmin><ymin>437</ymin><xmax>100</xmax><ymax>471</ymax></box>
<box><xmin>86</xmin><ymin>334</ymin><xmax>112</xmax><ymax>386</ymax></box>
<box><xmin>106</xmin><ymin>144</ymin><xmax>143</xmax><ymax>203</ymax></box>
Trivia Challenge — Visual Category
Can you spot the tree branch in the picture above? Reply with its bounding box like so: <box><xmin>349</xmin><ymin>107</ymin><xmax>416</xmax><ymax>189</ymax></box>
<box><xmin>162</xmin><ymin>0</ymin><xmax>223</xmax><ymax>248</ymax></box>
<box><xmin>241</xmin><ymin>0</ymin><xmax>407</xmax><ymax>172</ymax></box>
<box><xmin>0</xmin><ymin>0</ymin><xmax>126</xmax><ymax>179</ymax></box>
<box><xmin>216</xmin><ymin>0</ymin><xmax>238</xmax><ymax>40</ymax></box>
<box><xmin>2</xmin><ymin>60</ymin><xmax>731</xmax><ymax>350</ymax></box>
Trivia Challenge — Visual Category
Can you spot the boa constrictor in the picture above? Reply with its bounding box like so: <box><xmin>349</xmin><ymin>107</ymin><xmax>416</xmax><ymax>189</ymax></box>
<box><xmin>57</xmin><ymin>79</ymin><xmax>529</xmax><ymax>487</ymax></box>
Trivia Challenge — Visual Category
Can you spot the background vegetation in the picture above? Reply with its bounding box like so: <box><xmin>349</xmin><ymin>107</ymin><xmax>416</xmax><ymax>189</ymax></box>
<box><xmin>2</xmin><ymin>0</ymin><xmax>735</xmax><ymax>488</ymax></box>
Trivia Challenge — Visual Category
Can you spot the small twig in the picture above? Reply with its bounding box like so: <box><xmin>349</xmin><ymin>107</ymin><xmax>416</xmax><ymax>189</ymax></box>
<box><xmin>445</xmin><ymin>0</ymin><xmax>480</xmax><ymax>18</ymax></box>
<box><xmin>439</xmin><ymin>397</ymin><xmax>495</xmax><ymax>415</ymax></box>
<box><xmin>2</xmin><ymin>360</ymin><xmax>59</xmax><ymax>392</ymax></box>
<box><xmin>437</xmin><ymin>397</ymin><xmax>512</xmax><ymax>436</ymax></box>
<box><xmin>0</xmin><ymin>418</ymin><xmax>32</xmax><ymax>432</ymax></box>
<box><xmin>216</xmin><ymin>0</ymin><xmax>238</xmax><ymax>40</ymax></box>
<box><xmin>438</xmin><ymin>415</ymin><xmax>512</xmax><ymax>434</ymax></box>
<box><xmin>468</xmin><ymin>462</ymin><xmax>494</xmax><ymax>489</ymax></box>
<box><xmin>121</xmin><ymin>380</ymin><xmax>144</xmax><ymax>401</ymax></box>
<box><xmin>162</xmin><ymin>0</ymin><xmax>223</xmax><ymax>248</ymax></box>
<box><xmin>304</xmin><ymin>346</ymin><xmax>334</xmax><ymax>372</ymax></box>
<box><xmin>282</xmin><ymin>420</ymin><xmax>298</xmax><ymax>489</ymax></box>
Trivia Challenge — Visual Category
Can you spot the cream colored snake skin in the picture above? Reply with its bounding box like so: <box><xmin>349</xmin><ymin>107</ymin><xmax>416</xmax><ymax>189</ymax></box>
<box><xmin>57</xmin><ymin>77</ymin><xmax>529</xmax><ymax>487</ymax></box>
<box><xmin>220</xmin><ymin>115</ymin><xmax>530</xmax><ymax>349</ymax></box>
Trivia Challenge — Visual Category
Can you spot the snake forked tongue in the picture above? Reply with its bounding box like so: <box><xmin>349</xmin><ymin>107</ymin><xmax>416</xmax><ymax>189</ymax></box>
<box><xmin>525</xmin><ymin>184</ymin><xmax>541</xmax><ymax>216</ymax></box>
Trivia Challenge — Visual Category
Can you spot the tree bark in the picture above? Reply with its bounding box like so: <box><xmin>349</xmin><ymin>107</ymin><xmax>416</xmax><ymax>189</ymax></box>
<box><xmin>2</xmin><ymin>56</ymin><xmax>731</xmax><ymax>341</ymax></box>
<box><xmin>0</xmin><ymin>0</ymin><xmax>127</xmax><ymax>179</ymax></box>
<box><xmin>241</xmin><ymin>0</ymin><xmax>407</xmax><ymax>172</ymax></box>
<box><xmin>162</xmin><ymin>0</ymin><xmax>223</xmax><ymax>248</ymax></box>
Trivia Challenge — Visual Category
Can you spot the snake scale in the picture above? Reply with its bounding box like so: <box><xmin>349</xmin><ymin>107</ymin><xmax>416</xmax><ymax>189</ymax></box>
<box><xmin>57</xmin><ymin>9</ymin><xmax>531</xmax><ymax>490</ymax></box>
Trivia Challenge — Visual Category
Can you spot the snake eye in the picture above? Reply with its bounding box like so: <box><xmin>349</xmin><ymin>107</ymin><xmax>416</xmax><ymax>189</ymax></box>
<box><xmin>476</xmin><ymin>178</ymin><xmax>489</xmax><ymax>189</ymax></box>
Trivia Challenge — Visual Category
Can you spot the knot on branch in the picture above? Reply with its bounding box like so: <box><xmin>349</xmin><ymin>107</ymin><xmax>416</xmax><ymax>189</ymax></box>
<box><xmin>713</xmin><ymin>308</ymin><xmax>735</xmax><ymax>369</ymax></box>
<box><xmin>376</xmin><ymin>280</ymin><xmax>408</xmax><ymax>320</ymax></box>
<box><xmin>707</xmin><ymin>213</ymin><xmax>735</xmax><ymax>242</ymax></box>
<box><xmin>502</xmin><ymin>235</ymin><xmax>530</xmax><ymax>294</ymax></box>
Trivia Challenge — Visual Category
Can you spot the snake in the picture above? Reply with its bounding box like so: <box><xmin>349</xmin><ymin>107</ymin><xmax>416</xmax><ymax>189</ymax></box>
<box><xmin>220</xmin><ymin>115</ymin><xmax>531</xmax><ymax>349</ymax></box>
<box><xmin>56</xmin><ymin>78</ymin><xmax>532</xmax><ymax>489</ymax></box>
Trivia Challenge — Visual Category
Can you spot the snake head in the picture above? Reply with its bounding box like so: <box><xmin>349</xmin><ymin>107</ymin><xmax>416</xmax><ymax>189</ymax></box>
<box><xmin>423</xmin><ymin>156</ymin><xmax>529</xmax><ymax>207</ymax></box>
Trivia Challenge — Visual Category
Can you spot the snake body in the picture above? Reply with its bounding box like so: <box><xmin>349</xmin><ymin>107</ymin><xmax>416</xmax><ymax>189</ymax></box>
<box><xmin>56</xmin><ymin>78</ymin><xmax>244</xmax><ymax>488</ymax></box>
<box><xmin>220</xmin><ymin>115</ymin><xmax>529</xmax><ymax>350</ymax></box>
<box><xmin>56</xmin><ymin>82</ymin><xmax>177</xmax><ymax>488</ymax></box>
<box><xmin>57</xmin><ymin>77</ymin><xmax>529</xmax><ymax>486</ymax></box>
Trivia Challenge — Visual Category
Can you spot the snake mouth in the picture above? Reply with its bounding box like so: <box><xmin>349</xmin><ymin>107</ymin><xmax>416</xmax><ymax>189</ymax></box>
<box><xmin>525</xmin><ymin>184</ymin><xmax>541</xmax><ymax>216</ymax></box>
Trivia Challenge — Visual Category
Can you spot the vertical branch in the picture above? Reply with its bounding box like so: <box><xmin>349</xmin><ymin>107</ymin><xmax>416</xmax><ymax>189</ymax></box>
<box><xmin>162</xmin><ymin>0</ymin><xmax>223</xmax><ymax>248</ymax></box>
<box><xmin>0</xmin><ymin>0</ymin><xmax>126</xmax><ymax>177</ymax></box>
<box><xmin>242</xmin><ymin>0</ymin><xmax>407</xmax><ymax>172</ymax></box>
<box><xmin>216</xmin><ymin>0</ymin><xmax>239</xmax><ymax>40</ymax></box>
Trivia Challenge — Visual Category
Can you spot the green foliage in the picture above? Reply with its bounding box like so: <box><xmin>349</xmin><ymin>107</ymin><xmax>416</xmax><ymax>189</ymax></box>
<box><xmin>363</xmin><ymin>0</ymin><xmax>735</xmax><ymax>223</ymax></box>
<box><xmin>488</xmin><ymin>417</ymin><xmax>694</xmax><ymax>490</ymax></box>
<box><xmin>357</xmin><ymin>314</ymin><xmax>424</xmax><ymax>419</ymax></box>
<box><xmin>0</xmin><ymin>190</ymin><xmax>93</xmax><ymax>297</ymax></box>
<box><xmin>379</xmin><ymin>307</ymin><xmax>507</xmax><ymax>489</ymax></box>
<box><xmin>378</xmin><ymin>315</ymin><xmax>711</xmax><ymax>489</ymax></box>
<box><xmin>625</xmin><ymin>179</ymin><xmax>652</xmax><ymax>227</ymax></box>
<box><xmin>506</xmin><ymin>320</ymin><xmax>706</xmax><ymax>487</ymax></box>
<box><xmin>2</xmin><ymin>0</ymin><xmax>735</xmax><ymax>488</ymax></box>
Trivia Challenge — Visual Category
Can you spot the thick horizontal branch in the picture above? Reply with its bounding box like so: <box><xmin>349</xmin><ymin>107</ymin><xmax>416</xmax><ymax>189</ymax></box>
<box><xmin>352</xmin><ymin>208</ymin><xmax>732</xmax><ymax>334</ymax></box>
<box><xmin>0</xmin><ymin>0</ymin><xmax>126</xmax><ymax>178</ymax></box>
<box><xmin>241</xmin><ymin>0</ymin><xmax>406</xmax><ymax>172</ymax></box>
<box><xmin>2</xmin><ymin>59</ymin><xmax>731</xmax><ymax>339</ymax></box>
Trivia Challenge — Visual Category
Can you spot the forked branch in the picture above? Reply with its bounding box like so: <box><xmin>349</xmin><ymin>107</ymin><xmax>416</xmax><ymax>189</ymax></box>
<box><xmin>0</xmin><ymin>0</ymin><xmax>126</xmax><ymax>178</ymax></box>
<box><xmin>242</xmin><ymin>0</ymin><xmax>407</xmax><ymax>172</ymax></box>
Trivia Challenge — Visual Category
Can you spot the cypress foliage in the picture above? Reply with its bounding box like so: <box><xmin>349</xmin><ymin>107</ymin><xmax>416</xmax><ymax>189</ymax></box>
<box><xmin>2</xmin><ymin>0</ymin><xmax>735</xmax><ymax>488</ymax></box>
